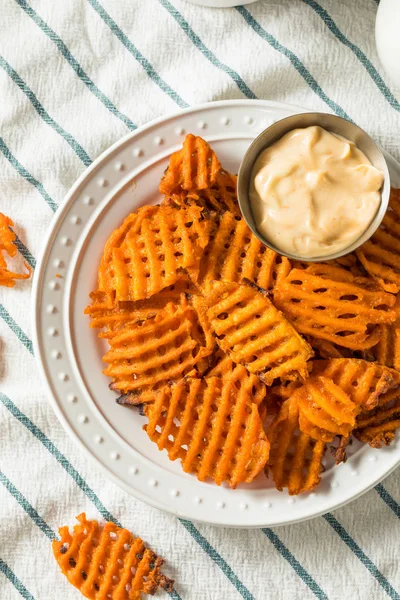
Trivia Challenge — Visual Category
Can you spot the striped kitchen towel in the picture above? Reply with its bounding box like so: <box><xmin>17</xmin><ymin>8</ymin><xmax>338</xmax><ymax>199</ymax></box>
<box><xmin>1</xmin><ymin>1</ymin><xmax>399</xmax><ymax>599</ymax></box>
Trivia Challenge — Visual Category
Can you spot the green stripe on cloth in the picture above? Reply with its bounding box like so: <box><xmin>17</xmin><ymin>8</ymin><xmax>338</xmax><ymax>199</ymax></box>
<box><xmin>180</xmin><ymin>520</ymin><xmax>255</xmax><ymax>600</ymax></box>
<box><xmin>262</xmin><ymin>529</ymin><xmax>328</xmax><ymax>599</ymax></box>
<box><xmin>86</xmin><ymin>0</ymin><xmax>189</xmax><ymax>109</ymax></box>
<box><xmin>235</xmin><ymin>6</ymin><xmax>352</xmax><ymax>122</ymax></box>
<box><xmin>0</xmin><ymin>559</ymin><xmax>36</xmax><ymax>600</ymax></box>
<box><xmin>0</xmin><ymin>305</ymin><xmax>33</xmax><ymax>355</ymax></box>
<box><xmin>375</xmin><ymin>483</ymin><xmax>400</xmax><ymax>519</ymax></box>
<box><xmin>0</xmin><ymin>55</ymin><xmax>92</xmax><ymax>167</ymax></box>
<box><xmin>323</xmin><ymin>513</ymin><xmax>400</xmax><ymax>600</ymax></box>
<box><xmin>301</xmin><ymin>0</ymin><xmax>400</xmax><ymax>112</ymax></box>
<box><xmin>14</xmin><ymin>0</ymin><xmax>137</xmax><ymax>131</ymax></box>
<box><xmin>158</xmin><ymin>0</ymin><xmax>257</xmax><ymax>100</ymax></box>
<box><xmin>0</xmin><ymin>471</ymin><xmax>55</xmax><ymax>541</ymax></box>
<box><xmin>12</xmin><ymin>235</ymin><xmax>36</xmax><ymax>269</ymax></box>
<box><xmin>0</xmin><ymin>138</ymin><xmax>57</xmax><ymax>212</ymax></box>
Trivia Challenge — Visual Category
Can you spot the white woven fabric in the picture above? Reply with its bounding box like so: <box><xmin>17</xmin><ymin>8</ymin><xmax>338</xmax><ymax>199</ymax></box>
<box><xmin>1</xmin><ymin>1</ymin><xmax>400</xmax><ymax>599</ymax></box>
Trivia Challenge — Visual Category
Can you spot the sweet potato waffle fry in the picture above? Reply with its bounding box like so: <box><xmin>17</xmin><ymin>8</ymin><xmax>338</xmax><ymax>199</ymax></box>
<box><xmin>143</xmin><ymin>375</ymin><xmax>269</xmax><ymax>487</ymax></box>
<box><xmin>103</xmin><ymin>302</ymin><xmax>211</xmax><ymax>404</ymax></box>
<box><xmin>52</xmin><ymin>513</ymin><xmax>173</xmax><ymax>600</ymax></box>
<box><xmin>98</xmin><ymin>204</ymin><xmax>212</xmax><ymax>302</ymax></box>
<box><xmin>0</xmin><ymin>213</ymin><xmax>31</xmax><ymax>287</ymax></box>
<box><xmin>357</xmin><ymin>188</ymin><xmax>400</xmax><ymax>293</ymax></box>
<box><xmin>267</xmin><ymin>397</ymin><xmax>326</xmax><ymax>495</ymax></box>
<box><xmin>312</xmin><ymin>358</ymin><xmax>400</xmax><ymax>410</ymax></box>
<box><xmin>355</xmin><ymin>389</ymin><xmax>400</xmax><ymax>448</ymax></box>
<box><xmin>159</xmin><ymin>134</ymin><xmax>221</xmax><ymax>196</ymax></box>
<box><xmin>274</xmin><ymin>265</ymin><xmax>396</xmax><ymax>350</ymax></box>
<box><xmin>295</xmin><ymin>375</ymin><xmax>357</xmax><ymax>442</ymax></box>
<box><xmin>194</xmin><ymin>211</ymin><xmax>291</xmax><ymax>292</ymax></box>
<box><xmin>204</xmin><ymin>279</ymin><xmax>312</xmax><ymax>385</ymax></box>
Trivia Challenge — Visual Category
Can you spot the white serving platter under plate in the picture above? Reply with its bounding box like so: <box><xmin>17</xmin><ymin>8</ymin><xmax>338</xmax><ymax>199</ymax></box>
<box><xmin>32</xmin><ymin>100</ymin><xmax>400</xmax><ymax>527</ymax></box>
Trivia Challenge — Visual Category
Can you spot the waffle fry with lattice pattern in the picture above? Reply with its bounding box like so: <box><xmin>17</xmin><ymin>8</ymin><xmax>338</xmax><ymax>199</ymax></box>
<box><xmin>85</xmin><ymin>280</ymin><xmax>196</xmax><ymax>337</ymax></box>
<box><xmin>52</xmin><ymin>513</ymin><xmax>173</xmax><ymax>600</ymax></box>
<box><xmin>206</xmin><ymin>350</ymin><xmax>267</xmax><ymax>408</ymax></box>
<box><xmin>159</xmin><ymin>134</ymin><xmax>221</xmax><ymax>196</ymax></box>
<box><xmin>204</xmin><ymin>279</ymin><xmax>312</xmax><ymax>385</ymax></box>
<box><xmin>143</xmin><ymin>375</ymin><xmax>269</xmax><ymax>487</ymax></box>
<box><xmin>355</xmin><ymin>390</ymin><xmax>400</xmax><ymax>448</ymax></box>
<box><xmin>267</xmin><ymin>398</ymin><xmax>326</xmax><ymax>495</ymax></box>
<box><xmin>190</xmin><ymin>170</ymin><xmax>240</xmax><ymax>215</ymax></box>
<box><xmin>371</xmin><ymin>298</ymin><xmax>400</xmax><ymax>370</ymax></box>
<box><xmin>103</xmin><ymin>302</ymin><xmax>211</xmax><ymax>404</ymax></box>
<box><xmin>194</xmin><ymin>211</ymin><xmax>291</xmax><ymax>292</ymax></box>
<box><xmin>312</xmin><ymin>358</ymin><xmax>400</xmax><ymax>410</ymax></box>
<box><xmin>293</xmin><ymin>376</ymin><xmax>357</xmax><ymax>442</ymax></box>
<box><xmin>356</xmin><ymin>187</ymin><xmax>400</xmax><ymax>293</ymax></box>
<box><xmin>0</xmin><ymin>213</ymin><xmax>31</xmax><ymax>287</ymax></box>
<box><xmin>98</xmin><ymin>204</ymin><xmax>212</xmax><ymax>302</ymax></box>
<box><xmin>274</xmin><ymin>265</ymin><xmax>396</xmax><ymax>350</ymax></box>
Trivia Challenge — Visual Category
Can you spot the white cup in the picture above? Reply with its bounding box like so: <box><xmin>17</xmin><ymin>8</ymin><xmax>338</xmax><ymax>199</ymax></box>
<box><xmin>184</xmin><ymin>0</ymin><xmax>258</xmax><ymax>6</ymax></box>
<box><xmin>375</xmin><ymin>0</ymin><xmax>400</xmax><ymax>88</ymax></box>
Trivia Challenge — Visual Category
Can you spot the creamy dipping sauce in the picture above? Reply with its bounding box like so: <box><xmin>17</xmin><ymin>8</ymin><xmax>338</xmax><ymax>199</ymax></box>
<box><xmin>249</xmin><ymin>125</ymin><xmax>384</xmax><ymax>258</ymax></box>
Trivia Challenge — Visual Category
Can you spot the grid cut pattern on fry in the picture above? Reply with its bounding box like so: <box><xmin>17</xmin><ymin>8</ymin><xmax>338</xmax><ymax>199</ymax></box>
<box><xmin>143</xmin><ymin>375</ymin><xmax>269</xmax><ymax>487</ymax></box>
<box><xmin>98</xmin><ymin>204</ymin><xmax>212</xmax><ymax>302</ymax></box>
<box><xmin>206</xmin><ymin>350</ymin><xmax>267</xmax><ymax>408</ymax></box>
<box><xmin>190</xmin><ymin>170</ymin><xmax>240</xmax><ymax>215</ymax></box>
<box><xmin>306</xmin><ymin>336</ymin><xmax>353</xmax><ymax>360</ymax></box>
<box><xmin>204</xmin><ymin>279</ymin><xmax>313</xmax><ymax>386</ymax></box>
<box><xmin>267</xmin><ymin>398</ymin><xmax>326</xmax><ymax>495</ymax></box>
<box><xmin>0</xmin><ymin>213</ymin><xmax>31</xmax><ymax>287</ymax></box>
<box><xmin>274</xmin><ymin>265</ymin><xmax>396</xmax><ymax>350</ymax></box>
<box><xmin>294</xmin><ymin>376</ymin><xmax>357</xmax><ymax>442</ymax></box>
<box><xmin>159</xmin><ymin>134</ymin><xmax>221</xmax><ymax>196</ymax></box>
<box><xmin>312</xmin><ymin>358</ymin><xmax>400</xmax><ymax>411</ymax></box>
<box><xmin>85</xmin><ymin>280</ymin><xmax>196</xmax><ymax>337</ymax></box>
<box><xmin>355</xmin><ymin>391</ymin><xmax>400</xmax><ymax>448</ymax></box>
<box><xmin>372</xmin><ymin>299</ymin><xmax>400</xmax><ymax>370</ymax></box>
<box><xmin>103</xmin><ymin>302</ymin><xmax>211</xmax><ymax>404</ymax></box>
<box><xmin>356</xmin><ymin>188</ymin><xmax>400</xmax><ymax>293</ymax></box>
<box><xmin>52</xmin><ymin>513</ymin><xmax>173</xmax><ymax>600</ymax></box>
<box><xmin>194</xmin><ymin>211</ymin><xmax>291</xmax><ymax>292</ymax></box>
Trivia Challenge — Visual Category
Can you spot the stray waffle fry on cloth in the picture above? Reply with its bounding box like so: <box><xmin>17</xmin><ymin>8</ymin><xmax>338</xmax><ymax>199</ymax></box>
<box><xmin>159</xmin><ymin>133</ymin><xmax>221</xmax><ymax>196</ymax></box>
<box><xmin>203</xmin><ymin>279</ymin><xmax>313</xmax><ymax>385</ymax></box>
<box><xmin>103</xmin><ymin>301</ymin><xmax>211</xmax><ymax>404</ymax></box>
<box><xmin>0</xmin><ymin>213</ymin><xmax>31</xmax><ymax>287</ymax></box>
<box><xmin>97</xmin><ymin>204</ymin><xmax>212</xmax><ymax>302</ymax></box>
<box><xmin>195</xmin><ymin>210</ymin><xmax>291</xmax><ymax>292</ymax></box>
<box><xmin>357</xmin><ymin>187</ymin><xmax>400</xmax><ymax>293</ymax></box>
<box><xmin>143</xmin><ymin>375</ymin><xmax>269</xmax><ymax>487</ymax></box>
<box><xmin>267</xmin><ymin>397</ymin><xmax>326</xmax><ymax>495</ymax></box>
<box><xmin>312</xmin><ymin>358</ymin><xmax>400</xmax><ymax>411</ymax></box>
<box><xmin>52</xmin><ymin>513</ymin><xmax>173</xmax><ymax>600</ymax></box>
<box><xmin>274</xmin><ymin>264</ymin><xmax>396</xmax><ymax>350</ymax></box>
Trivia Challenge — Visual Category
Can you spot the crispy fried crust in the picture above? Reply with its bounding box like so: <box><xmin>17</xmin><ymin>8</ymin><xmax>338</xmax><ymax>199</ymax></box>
<box><xmin>143</xmin><ymin>375</ymin><xmax>269</xmax><ymax>488</ymax></box>
<box><xmin>194</xmin><ymin>211</ymin><xmax>291</xmax><ymax>292</ymax></box>
<box><xmin>103</xmin><ymin>302</ymin><xmax>211</xmax><ymax>404</ymax></box>
<box><xmin>52</xmin><ymin>513</ymin><xmax>173</xmax><ymax>600</ymax></box>
<box><xmin>356</xmin><ymin>188</ymin><xmax>400</xmax><ymax>293</ymax></box>
<box><xmin>274</xmin><ymin>265</ymin><xmax>396</xmax><ymax>350</ymax></box>
<box><xmin>267</xmin><ymin>398</ymin><xmax>326</xmax><ymax>495</ymax></box>
<box><xmin>98</xmin><ymin>204</ymin><xmax>212</xmax><ymax>302</ymax></box>
<box><xmin>295</xmin><ymin>376</ymin><xmax>357</xmax><ymax>442</ymax></box>
<box><xmin>204</xmin><ymin>279</ymin><xmax>313</xmax><ymax>385</ymax></box>
<box><xmin>354</xmin><ymin>390</ymin><xmax>400</xmax><ymax>448</ymax></box>
<box><xmin>312</xmin><ymin>358</ymin><xmax>400</xmax><ymax>411</ymax></box>
<box><xmin>159</xmin><ymin>134</ymin><xmax>221</xmax><ymax>196</ymax></box>
<box><xmin>0</xmin><ymin>213</ymin><xmax>31</xmax><ymax>287</ymax></box>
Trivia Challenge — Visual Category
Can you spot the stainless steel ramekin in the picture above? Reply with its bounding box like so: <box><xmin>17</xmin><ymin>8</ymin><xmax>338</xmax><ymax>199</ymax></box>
<box><xmin>237</xmin><ymin>112</ymin><xmax>391</xmax><ymax>262</ymax></box>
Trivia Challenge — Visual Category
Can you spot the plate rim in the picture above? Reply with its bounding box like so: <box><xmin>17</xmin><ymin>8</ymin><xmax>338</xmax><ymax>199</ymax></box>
<box><xmin>32</xmin><ymin>98</ymin><xmax>400</xmax><ymax>528</ymax></box>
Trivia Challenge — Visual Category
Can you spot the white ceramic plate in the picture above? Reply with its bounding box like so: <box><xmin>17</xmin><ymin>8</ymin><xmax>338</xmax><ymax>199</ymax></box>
<box><xmin>33</xmin><ymin>100</ymin><xmax>400</xmax><ymax>527</ymax></box>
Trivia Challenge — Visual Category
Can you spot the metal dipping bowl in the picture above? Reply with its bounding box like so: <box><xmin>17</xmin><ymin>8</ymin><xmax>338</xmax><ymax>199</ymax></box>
<box><xmin>237</xmin><ymin>112</ymin><xmax>391</xmax><ymax>262</ymax></box>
